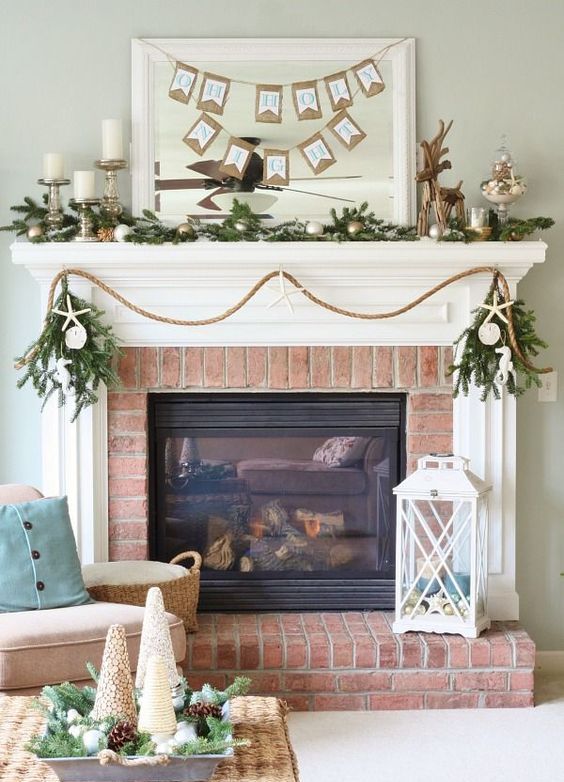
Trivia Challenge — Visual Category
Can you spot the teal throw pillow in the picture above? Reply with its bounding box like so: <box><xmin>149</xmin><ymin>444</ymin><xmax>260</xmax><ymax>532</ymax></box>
<box><xmin>0</xmin><ymin>496</ymin><xmax>92</xmax><ymax>612</ymax></box>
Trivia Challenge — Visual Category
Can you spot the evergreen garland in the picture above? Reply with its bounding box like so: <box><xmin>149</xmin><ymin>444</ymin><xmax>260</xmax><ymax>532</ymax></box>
<box><xmin>15</xmin><ymin>276</ymin><xmax>121</xmax><ymax>421</ymax></box>
<box><xmin>26</xmin><ymin>669</ymin><xmax>250</xmax><ymax>760</ymax></box>
<box><xmin>1</xmin><ymin>194</ymin><xmax>553</xmax><ymax>244</ymax></box>
<box><xmin>450</xmin><ymin>280</ymin><xmax>548</xmax><ymax>400</ymax></box>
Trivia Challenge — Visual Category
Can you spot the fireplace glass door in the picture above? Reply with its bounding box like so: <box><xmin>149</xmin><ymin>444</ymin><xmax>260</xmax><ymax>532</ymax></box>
<box><xmin>149</xmin><ymin>393</ymin><xmax>405</xmax><ymax>610</ymax></box>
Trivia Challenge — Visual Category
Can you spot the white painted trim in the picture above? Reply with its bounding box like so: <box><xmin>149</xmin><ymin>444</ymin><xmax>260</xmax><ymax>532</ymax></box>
<box><xmin>130</xmin><ymin>37</ymin><xmax>417</xmax><ymax>225</ymax></box>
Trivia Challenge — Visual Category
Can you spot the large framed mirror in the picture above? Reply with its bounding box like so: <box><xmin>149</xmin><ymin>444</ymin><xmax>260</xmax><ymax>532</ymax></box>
<box><xmin>131</xmin><ymin>38</ymin><xmax>416</xmax><ymax>223</ymax></box>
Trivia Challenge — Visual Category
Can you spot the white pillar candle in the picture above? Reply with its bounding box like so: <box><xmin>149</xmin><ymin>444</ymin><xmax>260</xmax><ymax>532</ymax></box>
<box><xmin>43</xmin><ymin>153</ymin><xmax>65</xmax><ymax>180</ymax></box>
<box><xmin>74</xmin><ymin>170</ymin><xmax>96</xmax><ymax>200</ymax></box>
<box><xmin>102</xmin><ymin>118</ymin><xmax>123</xmax><ymax>160</ymax></box>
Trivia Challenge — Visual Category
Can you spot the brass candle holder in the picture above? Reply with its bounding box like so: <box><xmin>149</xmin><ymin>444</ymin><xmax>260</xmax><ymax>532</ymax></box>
<box><xmin>71</xmin><ymin>198</ymin><xmax>101</xmax><ymax>242</ymax></box>
<box><xmin>37</xmin><ymin>178</ymin><xmax>71</xmax><ymax>230</ymax></box>
<box><xmin>95</xmin><ymin>158</ymin><xmax>127</xmax><ymax>218</ymax></box>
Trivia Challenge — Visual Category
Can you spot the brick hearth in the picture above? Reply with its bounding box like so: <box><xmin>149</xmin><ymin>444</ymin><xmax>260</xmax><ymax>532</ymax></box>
<box><xmin>184</xmin><ymin>613</ymin><xmax>535</xmax><ymax>711</ymax></box>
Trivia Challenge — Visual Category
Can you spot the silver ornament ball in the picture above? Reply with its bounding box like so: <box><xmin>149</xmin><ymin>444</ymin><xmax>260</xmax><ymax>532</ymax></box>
<box><xmin>234</xmin><ymin>220</ymin><xmax>248</xmax><ymax>233</ymax></box>
<box><xmin>305</xmin><ymin>220</ymin><xmax>324</xmax><ymax>236</ymax></box>
<box><xmin>176</xmin><ymin>222</ymin><xmax>195</xmax><ymax>238</ymax></box>
<box><xmin>27</xmin><ymin>224</ymin><xmax>44</xmax><ymax>240</ymax></box>
<box><xmin>347</xmin><ymin>220</ymin><xmax>364</xmax><ymax>236</ymax></box>
<box><xmin>428</xmin><ymin>224</ymin><xmax>442</xmax><ymax>240</ymax></box>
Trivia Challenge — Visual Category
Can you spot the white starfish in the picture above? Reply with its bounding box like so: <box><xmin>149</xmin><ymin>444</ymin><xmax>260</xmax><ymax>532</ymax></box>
<box><xmin>266</xmin><ymin>267</ymin><xmax>304</xmax><ymax>314</ymax></box>
<box><xmin>479</xmin><ymin>290</ymin><xmax>514</xmax><ymax>325</ymax></box>
<box><xmin>52</xmin><ymin>294</ymin><xmax>91</xmax><ymax>331</ymax></box>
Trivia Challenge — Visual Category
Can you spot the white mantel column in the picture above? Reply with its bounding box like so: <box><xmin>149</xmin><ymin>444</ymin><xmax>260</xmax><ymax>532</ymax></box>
<box><xmin>453</xmin><ymin>277</ymin><xmax>518</xmax><ymax>619</ymax></box>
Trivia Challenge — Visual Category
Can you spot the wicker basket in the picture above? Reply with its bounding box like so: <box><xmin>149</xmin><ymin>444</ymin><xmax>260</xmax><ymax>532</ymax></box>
<box><xmin>86</xmin><ymin>551</ymin><xmax>201</xmax><ymax>632</ymax></box>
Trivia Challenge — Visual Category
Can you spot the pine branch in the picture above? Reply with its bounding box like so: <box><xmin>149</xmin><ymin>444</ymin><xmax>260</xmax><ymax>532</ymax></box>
<box><xmin>450</xmin><ymin>281</ymin><xmax>548</xmax><ymax>400</ymax></box>
<box><xmin>15</xmin><ymin>278</ymin><xmax>122</xmax><ymax>421</ymax></box>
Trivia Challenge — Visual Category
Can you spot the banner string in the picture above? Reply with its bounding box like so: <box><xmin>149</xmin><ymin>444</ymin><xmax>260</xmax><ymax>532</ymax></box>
<box><xmin>140</xmin><ymin>37</ymin><xmax>409</xmax><ymax>87</ymax></box>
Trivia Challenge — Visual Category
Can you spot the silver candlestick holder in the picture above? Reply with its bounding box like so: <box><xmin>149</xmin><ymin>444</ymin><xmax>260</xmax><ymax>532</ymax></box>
<box><xmin>37</xmin><ymin>178</ymin><xmax>71</xmax><ymax>230</ymax></box>
<box><xmin>95</xmin><ymin>158</ymin><xmax>127</xmax><ymax>218</ymax></box>
<box><xmin>71</xmin><ymin>198</ymin><xmax>101</xmax><ymax>242</ymax></box>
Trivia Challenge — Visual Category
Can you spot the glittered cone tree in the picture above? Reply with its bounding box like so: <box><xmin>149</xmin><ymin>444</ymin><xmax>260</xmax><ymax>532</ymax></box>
<box><xmin>137</xmin><ymin>655</ymin><xmax>178</xmax><ymax>738</ymax></box>
<box><xmin>135</xmin><ymin>586</ymin><xmax>181</xmax><ymax>692</ymax></box>
<box><xmin>90</xmin><ymin>624</ymin><xmax>137</xmax><ymax>724</ymax></box>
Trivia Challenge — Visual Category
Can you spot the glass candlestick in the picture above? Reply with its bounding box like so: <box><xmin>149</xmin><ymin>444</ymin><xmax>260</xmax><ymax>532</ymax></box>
<box><xmin>95</xmin><ymin>158</ymin><xmax>127</xmax><ymax>219</ymax></box>
<box><xmin>37</xmin><ymin>177</ymin><xmax>71</xmax><ymax>230</ymax></box>
<box><xmin>71</xmin><ymin>198</ymin><xmax>101</xmax><ymax>242</ymax></box>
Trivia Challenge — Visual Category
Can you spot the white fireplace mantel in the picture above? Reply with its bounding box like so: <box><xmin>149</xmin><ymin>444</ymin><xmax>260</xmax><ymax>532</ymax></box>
<box><xmin>12</xmin><ymin>239</ymin><xmax>548</xmax><ymax>620</ymax></box>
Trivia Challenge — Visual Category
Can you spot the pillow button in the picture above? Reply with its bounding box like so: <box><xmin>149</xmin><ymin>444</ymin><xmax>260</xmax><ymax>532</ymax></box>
<box><xmin>36</xmin><ymin>581</ymin><xmax>45</xmax><ymax>591</ymax></box>
<box><xmin>24</xmin><ymin>521</ymin><xmax>33</xmax><ymax>530</ymax></box>
<box><xmin>32</xmin><ymin>550</ymin><xmax>40</xmax><ymax>560</ymax></box>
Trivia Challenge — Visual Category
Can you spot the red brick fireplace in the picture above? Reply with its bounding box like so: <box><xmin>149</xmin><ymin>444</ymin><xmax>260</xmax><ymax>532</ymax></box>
<box><xmin>13</xmin><ymin>238</ymin><xmax>544</xmax><ymax>711</ymax></box>
<box><xmin>106</xmin><ymin>344</ymin><xmax>535</xmax><ymax>710</ymax></box>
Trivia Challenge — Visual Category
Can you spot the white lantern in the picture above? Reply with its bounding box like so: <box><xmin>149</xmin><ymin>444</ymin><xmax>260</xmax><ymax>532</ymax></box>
<box><xmin>392</xmin><ymin>454</ymin><xmax>491</xmax><ymax>638</ymax></box>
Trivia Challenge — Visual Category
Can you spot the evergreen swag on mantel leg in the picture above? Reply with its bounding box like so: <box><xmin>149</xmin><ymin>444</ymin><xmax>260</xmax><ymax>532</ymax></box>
<box><xmin>15</xmin><ymin>276</ymin><xmax>121</xmax><ymax>421</ymax></box>
<box><xmin>450</xmin><ymin>279</ymin><xmax>548</xmax><ymax>400</ymax></box>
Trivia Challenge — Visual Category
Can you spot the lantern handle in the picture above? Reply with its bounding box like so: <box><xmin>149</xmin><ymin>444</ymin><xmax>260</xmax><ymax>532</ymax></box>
<box><xmin>418</xmin><ymin>454</ymin><xmax>469</xmax><ymax>471</ymax></box>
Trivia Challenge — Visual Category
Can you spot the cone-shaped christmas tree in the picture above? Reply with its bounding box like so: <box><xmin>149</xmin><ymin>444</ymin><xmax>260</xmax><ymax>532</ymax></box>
<box><xmin>90</xmin><ymin>624</ymin><xmax>137</xmax><ymax>724</ymax></box>
<box><xmin>137</xmin><ymin>655</ymin><xmax>177</xmax><ymax>737</ymax></box>
<box><xmin>135</xmin><ymin>587</ymin><xmax>180</xmax><ymax>691</ymax></box>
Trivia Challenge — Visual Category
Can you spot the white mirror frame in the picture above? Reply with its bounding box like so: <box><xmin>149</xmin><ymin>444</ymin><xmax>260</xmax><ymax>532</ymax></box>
<box><xmin>131</xmin><ymin>37</ymin><xmax>416</xmax><ymax>224</ymax></box>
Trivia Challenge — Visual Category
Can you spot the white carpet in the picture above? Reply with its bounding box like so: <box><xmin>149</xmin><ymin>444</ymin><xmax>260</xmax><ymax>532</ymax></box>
<box><xmin>288</xmin><ymin>674</ymin><xmax>564</xmax><ymax>782</ymax></box>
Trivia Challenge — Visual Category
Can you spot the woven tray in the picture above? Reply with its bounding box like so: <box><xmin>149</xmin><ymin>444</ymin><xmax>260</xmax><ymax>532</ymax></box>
<box><xmin>86</xmin><ymin>551</ymin><xmax>201</xmax><ymax>632</ymax></box>
<box><xmin>0</xmin><ymin>696</ymin><xmax>299</xmax><ymax>782</ymax></box>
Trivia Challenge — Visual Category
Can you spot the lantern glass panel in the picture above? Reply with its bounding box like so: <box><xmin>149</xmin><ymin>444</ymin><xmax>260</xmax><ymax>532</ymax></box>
<box><xmin>399</xmin><ymin>497</ymin><xmax>474</xmax><ymax>620</ymax></box>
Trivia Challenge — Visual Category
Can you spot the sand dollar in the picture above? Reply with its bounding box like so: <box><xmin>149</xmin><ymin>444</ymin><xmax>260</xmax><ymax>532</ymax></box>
<box><xmin>478</xmin><ymin>321</ymin><xmax>501</xmax><ymax>346</ymax></box>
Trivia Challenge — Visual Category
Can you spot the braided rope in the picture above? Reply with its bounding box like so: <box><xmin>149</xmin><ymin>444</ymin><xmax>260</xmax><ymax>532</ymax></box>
<box><xmin>15</xmin><ymin>265</ymin><xmax>552</xmax><ymax>375</ymax></box>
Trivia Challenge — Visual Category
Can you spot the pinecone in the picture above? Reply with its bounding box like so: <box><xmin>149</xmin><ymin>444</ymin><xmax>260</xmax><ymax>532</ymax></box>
<box><xmin>183</xmin><ymin>702</ymin><xmax>222</xmax><ymax>721</ymax></box>
<box><xmin>107</xmin><ymin>720</ymin><xmax>137</xmax><ymax>751</ymax></box>
<box><xmin>97</xmin><ymin>226</ymin><xmax>115</xmax><ymax>242</ymax></box>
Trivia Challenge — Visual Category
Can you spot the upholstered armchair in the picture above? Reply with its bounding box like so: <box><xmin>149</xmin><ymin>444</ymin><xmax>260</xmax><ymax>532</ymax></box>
<box><xmin>0</xmin><ymin>484</ymin><xmax>186</xmax><ymax>695</ymax></box>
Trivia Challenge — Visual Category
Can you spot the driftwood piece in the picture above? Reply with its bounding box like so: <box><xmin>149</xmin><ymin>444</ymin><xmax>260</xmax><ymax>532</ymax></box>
<box><xmin>415</xmin><ymin>120</ymin><xmax>464</xmax><ymax>236</ymax></box>
<box><xmin>204</xmin><ymin>532</ymin><xmax>235</xmax><ymax>570</ymax></box>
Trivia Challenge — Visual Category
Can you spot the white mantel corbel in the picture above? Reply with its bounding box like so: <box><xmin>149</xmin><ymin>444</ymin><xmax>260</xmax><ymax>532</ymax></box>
<box><xmin>12</xmin><ymin>239</ymin><xmax>547</xmax><ymax>619</ymax></box>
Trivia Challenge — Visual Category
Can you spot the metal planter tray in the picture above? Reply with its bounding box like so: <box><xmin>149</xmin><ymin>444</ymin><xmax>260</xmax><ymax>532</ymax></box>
<box><xmin>43</xmin><ymin>750</ymin><xmax>232</xmax><ymax>782</ymax></box>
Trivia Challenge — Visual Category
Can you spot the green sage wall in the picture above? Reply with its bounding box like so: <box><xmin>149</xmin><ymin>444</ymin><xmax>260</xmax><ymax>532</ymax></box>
<box><xmin>0</xmin><ymin>0</ymin><xmax>562</xmax><ymax>649</ymax></box>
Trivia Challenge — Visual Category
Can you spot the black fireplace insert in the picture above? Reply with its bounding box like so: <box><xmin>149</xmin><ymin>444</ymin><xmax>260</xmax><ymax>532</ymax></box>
<box><xmin>148</xmin><ymin>392</ymin><xmax>405</xmax><ymax>611</ymax></box>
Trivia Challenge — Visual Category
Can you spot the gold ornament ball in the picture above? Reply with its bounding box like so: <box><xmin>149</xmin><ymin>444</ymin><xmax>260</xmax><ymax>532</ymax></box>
<box><xmin>176</xmin><ymin>222</ymin><xmax>195</xmax><ymax>238</ymax></box>
<box><xmin>305</xmin><ymin>220</ymin><xmax>324</xmax><ymax>236</ymax></box>
<box><xmin>234</xmin><ymin>220</ymin><xmax>248</xmax><ymax>232</ymax></box>
<box><xmin>347</xmin><ymin>220</ymin><xmax>364</xmax><ymax>236</ymax></box>
<box><xmin>27</xmin><ymin>224</ymin><xmax>44</xmax><ymax>240</ymax></box>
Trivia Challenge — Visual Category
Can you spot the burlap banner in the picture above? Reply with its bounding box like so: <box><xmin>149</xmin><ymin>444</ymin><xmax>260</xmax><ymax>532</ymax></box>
<box><xmin>324</xmin><ymin>70</ymin><xmax>353</xmax><ymax>111</ymax></box>
<box><xmin>169</xmin><ymin>61</ymin><xmax>198</xmax><ymax>105</ymax></box>
<box><xmin>219</xmin><ymin>137</ymin><xmax>257</xmax><ymax>180</ymax></box>
<box><xmin>197</xmin><ymin>72</ymin><xmax>231</xmax><ymax>115</ymax></box>
<box><xmin>353</xmin><ymin>59</ymin><xmax>385</xmax><ymax>97</ymax></box>
<box><xmin>255</xmin><ymin>85</ymin><xmax>283</xmax><ymax>123</ymax></box>
<box><xmin>262</xmin><ymin>149</ymin><xmax>290</xmax><ymax>186</ymax></box>
<box><xmin>183</xmin><ymin>113</ymin><xmax>222</xmax><ymax>155</ymax></box>
<box><xmin>327</xmin><ymin>110</ymin><xmax>366</xmax><ymax>150</ymax></box>
<box><xmin>292</xmin><ymin>81</ymin><xmax>322</xmax><ymax>120</ymax></box>
<box><xmin>298</xmin><ymin>133</ymin><xmax>336</xmax><ymax>174</ymax></box>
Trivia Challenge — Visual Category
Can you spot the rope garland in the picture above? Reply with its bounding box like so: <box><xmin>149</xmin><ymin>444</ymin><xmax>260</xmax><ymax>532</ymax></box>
<box><xmin>14</xmin><ymin>266</ymin><xmax>552</xmax><ymax>375</ymax></box>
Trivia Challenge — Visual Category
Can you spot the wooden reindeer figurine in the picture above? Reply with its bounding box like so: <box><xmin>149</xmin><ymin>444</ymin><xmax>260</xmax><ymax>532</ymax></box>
<box><xmin>415</xmin><ymin>120</ymin><xmax>464</xmax><ymax>237</ymax></box>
